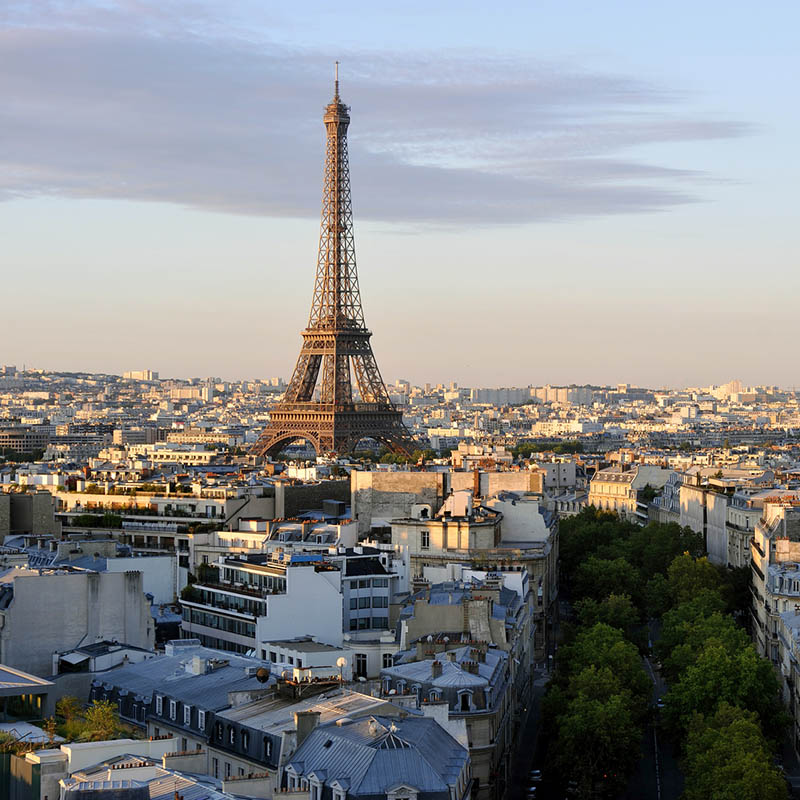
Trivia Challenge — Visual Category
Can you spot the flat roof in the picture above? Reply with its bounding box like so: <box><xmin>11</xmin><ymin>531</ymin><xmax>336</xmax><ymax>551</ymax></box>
<box><xmin>262</xmin><ymin>639</ymin><xmax>344</xmax><ymax>654</ymax></box>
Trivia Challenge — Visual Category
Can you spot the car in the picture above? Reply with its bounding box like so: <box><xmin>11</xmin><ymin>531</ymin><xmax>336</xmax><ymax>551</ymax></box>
<box><xmin>656</xmin><ymin>697</ymin><xmax>665</xmax><ymax>710</ymax></box>
<box><xmin>529</xmin><ymin>769</ymin><xmax>542</xmax><ymax>782</ymax></box>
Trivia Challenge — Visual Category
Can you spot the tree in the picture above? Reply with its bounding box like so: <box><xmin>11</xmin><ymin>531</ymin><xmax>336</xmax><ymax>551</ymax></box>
<box><xmin>555</xmin><ymin>691</ymin><xmax>642</xmax><ymax>799</ymax></box>
<box><xmin>644</xmin><ymin>574</ymin><xmax>672</xmax><ymax>618</ymax></box>
<box><xmin>573</xmin><ymin>556</ymin><xmax>642</xmax><ymax>605</ymax></box>
<box><xmin>574</xmin><ymin>594</ymin><xmax>642</xmax><ymax>645</ymax></box>
<box><xmin>663</xmin><ymin>639</ymin><xmax>787</xmax><ymax>740</ymax></box>
<box><xmin>625</xmin><ymin>522</ymin><xmax>704</xmax><ymax>580</ymax></box>
<box><xmin>655</xmin><ymin>590</ymin><xmax>729</xmax><ymax>672</ymax></box>
<box><xmin>667</xmin><ymin>554</ymin><xmax>722</xmax><ymax>606</ymax></box>
<box><xmin>559</xmin><ymin>624</ymin><xmax>651</xmax><ymax>708</ymax></box>
<box><xmin>683</xmin><ymin>703</ymin><xmax>788</xmax><ymax>800</ymax></box>
<box><xmin>82</xmin><ymin>699</ymin><xmax>120</xmax><ymax>741</ymax></box>
<box><xmin>558</xmin><ymin>507</ymin><xmax>639</xmax><ymax>582</ymax></box>
<box><xmin>56</xmin><ymin>695</ymin><xmax>82</xmax><ymax>723</ymax></box>
<box><xmin>43</xmin><ymin>716</ymin><xmax>57</xmax><ymax>745</ymax></box>
<box><xmin>660</xmin><ymin>612</ymin><xmax>748</xmax><ymax>684</ymax></box>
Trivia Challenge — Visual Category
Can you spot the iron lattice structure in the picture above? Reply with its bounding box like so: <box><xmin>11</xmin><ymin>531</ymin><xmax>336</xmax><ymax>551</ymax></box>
<box><xmin>252</xmin><ymin>76</ymin><xmax>415</xmax><ymax>459</ymax></box>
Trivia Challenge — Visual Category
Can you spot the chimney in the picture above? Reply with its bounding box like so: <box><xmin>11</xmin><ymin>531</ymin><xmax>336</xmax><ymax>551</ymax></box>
<box><xmin>191</xmin><ymin>655</ymin><xmax>209</xmax><ymax>675</ymax></box>
<box><xmin>431</xmin><ymin>661</ymin><xmax>443</xmax><ymax>679</ymax></box>
<box><xmin>294</xmin><ymin>710</ymin><xmax>321</xmax><ymax>747</ymax></box>
<box><xmin>473</xmin><ymin>468</ymin><xmax>481</xmax><ymax>498</ymax></box>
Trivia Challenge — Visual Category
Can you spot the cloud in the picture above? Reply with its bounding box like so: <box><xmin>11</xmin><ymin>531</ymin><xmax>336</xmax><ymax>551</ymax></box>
<box><xmin>0</xmin><ymin>5</ymin><xmax>751</xmax><ymax>224</ymax></box>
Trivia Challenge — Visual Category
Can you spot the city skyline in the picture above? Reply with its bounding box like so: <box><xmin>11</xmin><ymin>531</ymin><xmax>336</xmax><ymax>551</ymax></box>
<box><xmin>2</xmin><ymin>1</ymin><xmax>799</xmax><ymax>385</ymax></box>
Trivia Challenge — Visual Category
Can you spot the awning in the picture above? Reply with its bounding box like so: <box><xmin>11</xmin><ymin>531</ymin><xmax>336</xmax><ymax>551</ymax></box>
<box><xmin>59</xmin><ymin>652</ymin><xmax>90</xmax><ymax>666</ymax></box>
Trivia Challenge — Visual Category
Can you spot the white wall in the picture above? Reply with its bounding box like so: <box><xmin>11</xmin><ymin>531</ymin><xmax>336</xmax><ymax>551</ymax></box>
<box><xmin>0</xmin><ymin>570</ymin><xmax>154</xmax><ymax>677</ymax></box>
<box><xmin>104</xmin><ymin>555</ymin><xmax>176</xmax><ymax>604</ymax></box>
<box><xmin>256</xmin><ymin>566</ymin><xmax>343</xmax><ymax>646</ymax></box>
<box><xmin>61</xmin><ymin>737</ymin><xmax>177</xmax><ymax>772</ymax></box>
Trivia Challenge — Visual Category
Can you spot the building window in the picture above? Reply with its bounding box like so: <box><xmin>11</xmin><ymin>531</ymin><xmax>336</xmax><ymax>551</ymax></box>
<box><xmin>270</xmin><ymin>651</ymin><xmax>277</xmax><ymax>661</ymax></box>
<box><xmin>242</xmin><ymin>731</ymin><xmax>250</xmax><ymax>750</ymax></box>
<box><xmin>181</xmin><ymin>737</ymin><xmax>187</xmax><ymax>751</ymax></box>
<box><xmin>382</xmin><ymin>653</ymin><xmax>394</xmax><ymax>669</ymax></box>
<box><xmin>169</xmin><ymin>700</ymin><xmax>176</xmax><ymax>720</ymax></box>
<box><xmin>198</xmin><ymin>710</ymin><xmax>206</xmax><ymax>730</ymax></box>
<box><xmin>264</xmin><ymin>737</ymin><xmax>272</xmax><ymax>759</ymax></box>
<box><xmin>212</xmin><ymin>758</ymin><xmax>219</xmax><ymax>778</ymax></box>
<box><xmin>358</xmin><ymin>597</ymin><xmax>370</xmax><ymax>608</ymax></box>
<box><xmin>354</xmin><ymin>653</ymin><xmax>368</xmax><ymax>678</ymax></box>
<box><xmin>155</xmin><ymin>695</ymin><xmax>163</xmax><ymax>715</ymax></box>
<box><xmin>358</xmin><ymin>579</ymin><xmax>369</xmax><ymax>589</ymax></box>
<box><xmin>350</xmin><ymin>597</ymin><xmax>358</xmax><ymax>609</ymax></box>
<box><xmin>184</xmin><ymin>705</ymin><xmax>192</xmax><ymax>725</ymax></box>
<box><xmin>225</xmin><ymin>762</ymin><xmax>231</xmax><ymax>778</ymax></box>
<box><xmin>229</xmin><ymin>726</ymin><xmax>236</xmax><ymax>745</ymax></box>
<box><xmin>421</xmin><ymin>530</ymin><xmax>430</xmax><ymax>549</ymax></box>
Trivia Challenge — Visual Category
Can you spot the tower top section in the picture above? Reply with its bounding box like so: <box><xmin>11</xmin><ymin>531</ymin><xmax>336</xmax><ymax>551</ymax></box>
<box><xmin>324</xmin><ymin>62</ymin><xmax>350</xmax><ymax>127</ymax></box>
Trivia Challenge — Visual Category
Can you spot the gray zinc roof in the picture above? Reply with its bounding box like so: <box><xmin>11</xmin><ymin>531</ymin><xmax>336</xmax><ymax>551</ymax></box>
<box><xmin>93</xmin><ymin>645</ymin><xmax>270</xmax><ymax>710</ymax></box>
<box><xmin>288</xmin><ymin>716</ymin><xmax>466</xmax><ymax>796</ymax></box>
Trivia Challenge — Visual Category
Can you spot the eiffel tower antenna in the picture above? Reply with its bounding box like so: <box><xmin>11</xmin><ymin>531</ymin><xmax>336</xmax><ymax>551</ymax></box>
<box><xmin>252</xmin><ymin>78</ymin><xmax>415</xmax><ymax>459</ymax></box>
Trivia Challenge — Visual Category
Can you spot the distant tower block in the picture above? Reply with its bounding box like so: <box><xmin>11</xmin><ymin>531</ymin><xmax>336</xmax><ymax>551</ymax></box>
<box><xmin>252</xmin><ymin>71</ymin><xmax>415</xmax><ymax>458</ymax></box>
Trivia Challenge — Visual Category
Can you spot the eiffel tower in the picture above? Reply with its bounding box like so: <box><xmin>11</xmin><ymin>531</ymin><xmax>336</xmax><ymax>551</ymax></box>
<box><xmin>252</xmin><ymin>69</ymin><xmax>415</xmax><ymax>459</ymax></box>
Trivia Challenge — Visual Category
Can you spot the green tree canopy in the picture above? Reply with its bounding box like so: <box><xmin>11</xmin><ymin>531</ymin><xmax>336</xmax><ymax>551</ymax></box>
<box><xmin>573</xmin><ymin>556</ymin><xmax>643</xmax><ymax>606</ymax></box>
<box><xmin>82</xmin><ymin>699</ymin><xmax>121</xmax><ymax>741</ymax></box>
<box><xmin>683</xmin><ymin>703</ymin><xmax>788</xmax><ymax>800</ymax></box>
<box><xmin>559</xmin><ymin>623</ymin><xmax>651</xmax><ymax>707</ymax></box>
<box><xmin>663</xmin><ymin>639</ymin><xmax>786</xmax><ymax>741</ymax></box>
<box><xmin>667</xmin><ymin>554</ymin><xmax>723</xmax><ymax>606</ymax></box>
<box><xmin>555</xmin><ymin>691</ymin><xmax>642</xmax><ymax>799</ymax></box>
<box><xmin>574</xmin><ymin>593</ymin><xmax>643</xmax><ymax>646</ymax></box>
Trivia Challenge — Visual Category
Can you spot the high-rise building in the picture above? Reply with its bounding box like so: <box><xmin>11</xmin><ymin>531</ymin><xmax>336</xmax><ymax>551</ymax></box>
<box><xmin>253</xmin><ymin>71</ymin><xmax>414</xmax><ymax>458</ymax></box>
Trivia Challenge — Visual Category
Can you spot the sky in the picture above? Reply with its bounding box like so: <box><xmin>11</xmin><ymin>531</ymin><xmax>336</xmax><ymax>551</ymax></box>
<box><xmin>1</xmin><ymin>1</ymin><xmax>798</xmax><ymax>388</ymax></box>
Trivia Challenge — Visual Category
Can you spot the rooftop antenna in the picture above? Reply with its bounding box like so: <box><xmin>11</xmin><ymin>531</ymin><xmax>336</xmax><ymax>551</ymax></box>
<box><xmin>334</xmin><ymin>61</ymin><xmax>339</xmax><ymax>99</ymax></box>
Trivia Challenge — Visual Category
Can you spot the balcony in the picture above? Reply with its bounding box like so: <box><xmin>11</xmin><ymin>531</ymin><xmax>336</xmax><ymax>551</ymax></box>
<box><xmin>196</xmin><ymin>581</ymin><xmax>273</xmax><ymax>599</ymax></box>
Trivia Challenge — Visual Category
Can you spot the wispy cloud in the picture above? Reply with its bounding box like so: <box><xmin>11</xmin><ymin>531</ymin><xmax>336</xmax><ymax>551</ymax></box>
<box><xmin>0</xmin><ymin>2</ymin><xmax>751</xmax><ymax>224</ymax></box>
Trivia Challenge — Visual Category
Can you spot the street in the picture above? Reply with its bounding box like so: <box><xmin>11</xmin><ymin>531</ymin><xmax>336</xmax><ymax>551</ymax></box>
<box><xmin>619</xmin><ymin>654</ymin><xmax>683</xmax><ymax>800</ymax></box>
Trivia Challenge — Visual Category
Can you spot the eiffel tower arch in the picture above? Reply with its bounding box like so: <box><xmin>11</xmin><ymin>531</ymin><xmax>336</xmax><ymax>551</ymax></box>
<box><xmin>252</xmin><ymin>70</ymin><xmax>415</xmax><ymax>460</ymax></box>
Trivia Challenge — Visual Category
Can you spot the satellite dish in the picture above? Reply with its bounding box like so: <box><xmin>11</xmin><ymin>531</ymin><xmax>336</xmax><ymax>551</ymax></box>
<box><xmin>255</xmin><ymin>667</ymin><xmax>270</xmax><ymax>684</ymax></box>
